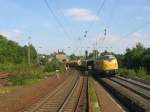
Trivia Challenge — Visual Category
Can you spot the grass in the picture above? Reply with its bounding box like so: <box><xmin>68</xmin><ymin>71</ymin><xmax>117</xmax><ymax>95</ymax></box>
<box><xmin>43</xmin><ymin>59</ymin><xmax>65</xmax><ymax>73</ymax></box>
<box><xmin>0</xmin><ymin>87</ymin><xmax>17</xmax><ymax>95</ymax></box>
<box><xmin>8</xmin><ymin>66</ymin><xmax>45</xmax><ymax>85</ymax></box>
<box><xmin>0</xmin><ymin>64</ymin><xmax>52</xmax><ymax>86</ymax></box>
<box><xmin>0</xmin><ymin>59</ymin><xmax>65</xmax><ymax>86</ymax></box>
<box><xmin>0</xmin><ymin>87</ymin><xmax>11</xmax><ymax>95</ymax></box>
<box><xmin>118</xmin><ymin>68</ymin><xmax>150</xmax><ymax>84</ymax></box>
<box><xmin>88</xmin><ymin>76</ymin><xmax>101</xmax><ymax>112</ymax></box>
<box><xmin>0</xmin><ymin>64</ymin><xmax>19</xmax><ymax>72</ymax></box>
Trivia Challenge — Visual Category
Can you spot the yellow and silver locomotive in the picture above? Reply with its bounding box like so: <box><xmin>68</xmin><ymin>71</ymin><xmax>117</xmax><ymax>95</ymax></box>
<box><xmin>67</xmin><ymin>53</ymin><xmax>118</xmax><ymax>76</ymax></box>
<box><xmin>94</xmin><ymin>55</ymin><xmax>118</xmax><ymax>75</ymax></box>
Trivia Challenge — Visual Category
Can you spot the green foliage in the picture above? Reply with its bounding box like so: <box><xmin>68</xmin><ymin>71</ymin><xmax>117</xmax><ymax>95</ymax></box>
<box><xmin>0</xmin><ymin>35</ymin><xmax>37</xmax><ymax>64</ymax></box>
<box><xmin>119</xmin><ymin>68</ymin><xmax>150</xmax><ymax>84</ymax></box>
<box><xmin>43</xmin><ymin>58</ymin><xmax>65</xmax><ymax>73</ymax></box>
<box><xmin>115</xmin><ymin>54</ymin><xmax>124</xmax><ymax>67</ymax></box>
<box><xmin>123</xmin><ymin>43</ymin><xmax>145</xmax><ymax>69</ymax></box>
<box><xmin>88</xmin><ymin>76</ymin><xmax>101</xmax><ymax>112</ymax></box>
<box><xmin>69</xmin><ymin>54</ymin><xmax>79</xmax><ymax>60</ymax></box>
<box><xmin>119</xmin><ymin>68</ymin><xmax>136</xmax><ymax>77</ymax></box>
<box><xmin>0</xmin><ymin>64</ymin><xmax>19</xmax><ymax>72</ymax></box>
<box><xmin>9</xmin><ymin>65</ymin><xmax>44</xmax><ymax>85</ymax></box>
<box><xmin>114</xmin><ymin>42</ymin><xmax>150</xmax><ymax>73</ymax></box>
<box><xmin>88</xmin><ymin>52</ymin><xmax>94</xmax><ymax>59</ymax></box>
<box><xmin>109</xmin><ymin>43</ymin><xmax>150</xmax><ymax>83</ymax></box>
<box><xmin>136</xmin><ymin>67</ymin><xmax>147</xmax><ymax>77</ymax></box>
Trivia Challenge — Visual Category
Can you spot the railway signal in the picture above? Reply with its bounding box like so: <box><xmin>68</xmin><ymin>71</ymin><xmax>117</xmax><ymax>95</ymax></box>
<box><xmin>85</xmin><ymin>50</ymin><xmax>88</xmax><ymax>59</ymax></box>
<box><xmin>84</xmin><ymin>30</ymin><xmax>88</xmax><ymax>38</ymax></box>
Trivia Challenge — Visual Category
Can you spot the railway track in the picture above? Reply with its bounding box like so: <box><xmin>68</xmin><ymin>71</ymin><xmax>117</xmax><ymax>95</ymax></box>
<box><xmin>74</xmin><ymin>76</ymin><xmax>88</xmax><ymax>112</ymax></box>
<box><xmin>115</xmin><ymin>75</ymin><xmax>150</xmax><ymax>91</ymax></box>
<box><xmin>24</xmin><ymin>72</ymin><xmax>87</xmax><ymax>112</ymax></box>
<box><xmin>110</xmin><ymin>76</ymin><xmax>150</xmax><ymax>100</ymax></box>
<box><xmin>0</xmin><ymin>73</ymin><xmax>9</xmax><ymax>79</ymax></box>
<box><xmin>94</xmin><ymin>75</ymin><xmax>150</xmax><ymax>112</ymax></box>
<box><xmin>60</xmin><ymin>76</ymin><xmax>87</xmax><ymax>112</ymax></box>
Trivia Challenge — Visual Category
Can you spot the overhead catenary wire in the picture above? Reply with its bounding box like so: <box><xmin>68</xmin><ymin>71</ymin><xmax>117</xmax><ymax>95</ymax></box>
<box><xmin>43</xmin><ymin>0</ymin><xmax>71</xmax><ymax>39</ymax></box>
<box><xmin>94</xmin><ymin>0</ymin><xmax>119</xmax><ymax>53</ymax></box>
<box><xmin>105</xmin><ymin>0</ymin><xmax>119</xmax><ymax>35</ymax></box>
<box><xmin>116</xmin><ymin>19</ymin><xmax>150</xmax><ymax>45</ymax></box>
<box><xmin>124</xmin><ymin>20</ymin><xmax>150</xmax><ymax>37</ymax></box>
<box><xmin>82</xmin><ymin>0</ymin><xmax>107</xmax><ymax>54</ymax></box>
<box><xmin>98</xmin><ymin>0</ymin><xmax>119</xmax><ymax>49</ymax></box>
<box><xmin>87</xmin><ymin>0</ymin><xmax>107</xmax><ymax>33</ymax></box>
<box><xmin>53</xmin><ymin>0</ymin><xmax>74</xmax><ymax>34</ymax></box>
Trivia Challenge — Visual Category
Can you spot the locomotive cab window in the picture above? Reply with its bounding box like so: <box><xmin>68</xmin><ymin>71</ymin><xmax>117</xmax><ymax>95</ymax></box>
<box><xmin>103</xmin><ymin>55</ymin><xmax>115</xmax><ymax>60</ymax></box>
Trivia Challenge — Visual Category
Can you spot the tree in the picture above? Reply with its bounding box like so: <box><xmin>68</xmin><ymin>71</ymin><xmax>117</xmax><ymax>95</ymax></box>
<box><xmin>69</xmin><ymin>54</ymin><xmax>79</xmax><ymax>60</ymax></box>
<box><xmin>0</xmin><ymin>35</ymin><xmax>37</xmax><ymax>65</ymax></box>
<box><xmin>122</xmin><ymin>42</ymin><xmax>149</xmax><ymax>72</ymax></box>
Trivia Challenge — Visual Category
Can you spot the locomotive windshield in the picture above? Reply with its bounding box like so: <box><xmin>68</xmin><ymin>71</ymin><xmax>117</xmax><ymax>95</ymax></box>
<box><xmin>96</xmin><ymin>55</ymin><xmax>115</xmax><ymax>60</ymax></box>
<box><xmin>104</xmin><ymin>55</ymin><xmax>115</xmax><ymax>60</ymax></box>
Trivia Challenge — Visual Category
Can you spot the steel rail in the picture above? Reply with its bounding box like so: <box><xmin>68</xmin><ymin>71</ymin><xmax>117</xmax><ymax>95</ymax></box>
<box><xmin>24</xmin><ymin>74</ymin><xmax>79</xmax><ymax>112</ymax></box>
<box><xmin>58</xmin><ymin>76</ymin><xmax>83</xmax><ymax>112</ymax></box>
<box><xmin>115</xmin><ymin>75</ymin><xmax>150</xmax><ymax>91</ymax></box>
<box><xmin>98</xmin><ymin>77</ymin><xmax>150</xmax><ymax>111</ymax></box>
<box><xmin>110</xmin><ymin>77</ymin><xmax>150</xmax><ymax>100</ymax></box>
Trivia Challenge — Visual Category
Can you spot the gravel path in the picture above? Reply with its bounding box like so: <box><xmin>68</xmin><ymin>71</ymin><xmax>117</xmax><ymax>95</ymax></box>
<box><xmin>94</xmin><ymin>81</ymin><xmax>126</xmax><ymax>112</ymax></box>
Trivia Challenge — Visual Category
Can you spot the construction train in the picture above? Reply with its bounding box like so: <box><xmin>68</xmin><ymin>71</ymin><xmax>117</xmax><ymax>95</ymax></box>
<box><xmin>68</xmin><ymin>54</ymin><xmax>118</xmax><ymax>75</ymax></box>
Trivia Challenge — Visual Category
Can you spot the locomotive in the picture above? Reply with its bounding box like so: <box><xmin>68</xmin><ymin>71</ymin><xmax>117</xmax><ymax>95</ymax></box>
<box><xmin>93</xmin><ymin>54</ymin><xmax>118</xmax><ymax>75</ymax></box>
<box><xmin>67</xmin><ymin>54</ymin><xmax>118</xmax><ymax>75</ymax></box>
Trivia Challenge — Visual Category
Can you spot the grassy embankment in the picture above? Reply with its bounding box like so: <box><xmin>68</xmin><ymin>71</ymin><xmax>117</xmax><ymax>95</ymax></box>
<box><xmin>88</xmin><ymin>76</ymin><xmax>101</xmax><ymax>112</ymax></box>
<box><xmin>0</xmin><ymin>59</ymin><xmax>65</xmax><ymax>94</ymax></box>
<box><xmin>0</xmin><ymin>59</ymin><xmax>65</xmax><ymax>86</ymax></box>
<box><xmin>118</xmin><ymin>68</ymin><xmax>150</xmax><ymax>84</ymax></box>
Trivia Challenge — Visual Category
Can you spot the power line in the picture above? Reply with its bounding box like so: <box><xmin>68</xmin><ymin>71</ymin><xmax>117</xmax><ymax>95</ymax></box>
<box><xmin>53</xmin><ymin>0</ymin><xmax>74</xmax><ymax>39</ymax></box>
<box><xmin>97</xmin><ymin>0</ymin><xmax>119</xmax><ymax>52</ymax></box>
<box><xmin>84</xmin><ymin>0</ymin><xmax>106</xmax><ymax>49</ymax></box>
<box><xmin>117</xmin><ymin>20</ymin><xmax>150</xmax><ymax>43</ymax></box>
<box><xmin>87</xmin><ymin>0</ymin><xmax>107</xmax><ymax>32</ymax></box>
<box><xmin>43</xmin><ymin>0</ymin><xmax>71</xmax><ymax>39</ymax></box>
<box><xmin>125</xmin><ymin>20</ymin><xmax>150</xmax><ymax>37</ymax></box>
<box><xmin>97</xmin><ymin>0</ymin><xmax>107</xmax><ymax>16</ymax></box>
<box><xmin>106</xmin><ymin>0</ymin><xmax>119</xmax><ymax>30</ymax></box>
<box><xmin>82</xmin><ymin>0</ymin><xmax>107</xmax><ymax>52</ymax></box>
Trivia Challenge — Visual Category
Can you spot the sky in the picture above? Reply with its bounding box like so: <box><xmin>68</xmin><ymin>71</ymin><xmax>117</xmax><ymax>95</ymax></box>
<box><xmin>0</xmin><ymin>0</ymin><xmax>150</xmax><ymax>55</ymax></box>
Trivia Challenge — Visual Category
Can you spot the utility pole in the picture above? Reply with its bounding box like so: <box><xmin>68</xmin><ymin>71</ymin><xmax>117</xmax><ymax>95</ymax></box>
<box><xmin>78</xmin><ymin>37</ymin><xmax>82</xmax><ymax>56</ymax></box>
<box><xmin>37</xmin><ymin>46</ymin><xmax>42</xmax><ymax>64</ymax></box>
<box><xmin>104</xmin><ymin>28</ymin><xmax>107</xmax><ymax>52</ymax></box>
<box><xmin>104</xmin><ymin>28</ymin><xmax>107</xmax><ymax>36</ymax></box>
<box><xmin>28</xmin><ymin>36</ymin><xmax>31</xmax><ymax>65</ymax></box>
<box><xmin>85</xmin><ymin>50</ymin><xmax>88</xmax><ymax>59</ymax></box>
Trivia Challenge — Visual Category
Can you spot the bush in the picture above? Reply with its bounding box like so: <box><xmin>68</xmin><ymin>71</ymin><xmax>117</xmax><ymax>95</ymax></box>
<box><xmin>128</xmin><ymin>69</ymin><xmax>137</xmax><ymax>76</ymax></box>
<box><xmin>8</xmin><ymin>65</ymin><xmax>44</xmax><ymax>85</ymax></box>
<box><xmin>9</xmin><ymin>71</ymin><xmax>44</xmax><ymax>85</ymax></box>
<box><xmin>43</xmin><ymin>59</ymin><xmax>65</xmax><ymax>73</ymax></box>
<box><xmin>136</xmin><ymin>67</ymin><xmax>147</xmax><ymax>76</ymax></box>
<box><xmin>119</xmin><ymin>68</ymin><xmax>150</xmax><ymax>84</ymax></box>
<box><xmin>119</xmin><ymin>68</ymin><xmax>136</xmax><ymax>77</ymax></box>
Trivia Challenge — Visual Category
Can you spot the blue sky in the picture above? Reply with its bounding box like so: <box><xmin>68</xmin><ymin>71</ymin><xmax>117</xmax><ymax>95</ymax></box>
<box><xmin>0</xmin><ymin>0</ymin><xmax>150</xmax><ymax>54</ymax></box>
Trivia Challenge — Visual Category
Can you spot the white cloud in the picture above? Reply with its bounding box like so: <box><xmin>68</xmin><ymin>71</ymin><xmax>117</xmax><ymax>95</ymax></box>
<box><xmin>0</xmin><ymin>29</ymin><xmax>22</xmax><ymax>42</ymax></box>
<box><xmin>65</xmin><ymin>8</ymin><xmax>99</xmax><ymax>22</ymax></box>
<box><xmin>130</xmin><ymin>32</ymin><xmax>142</xmax><ymax>38</ymax></box>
